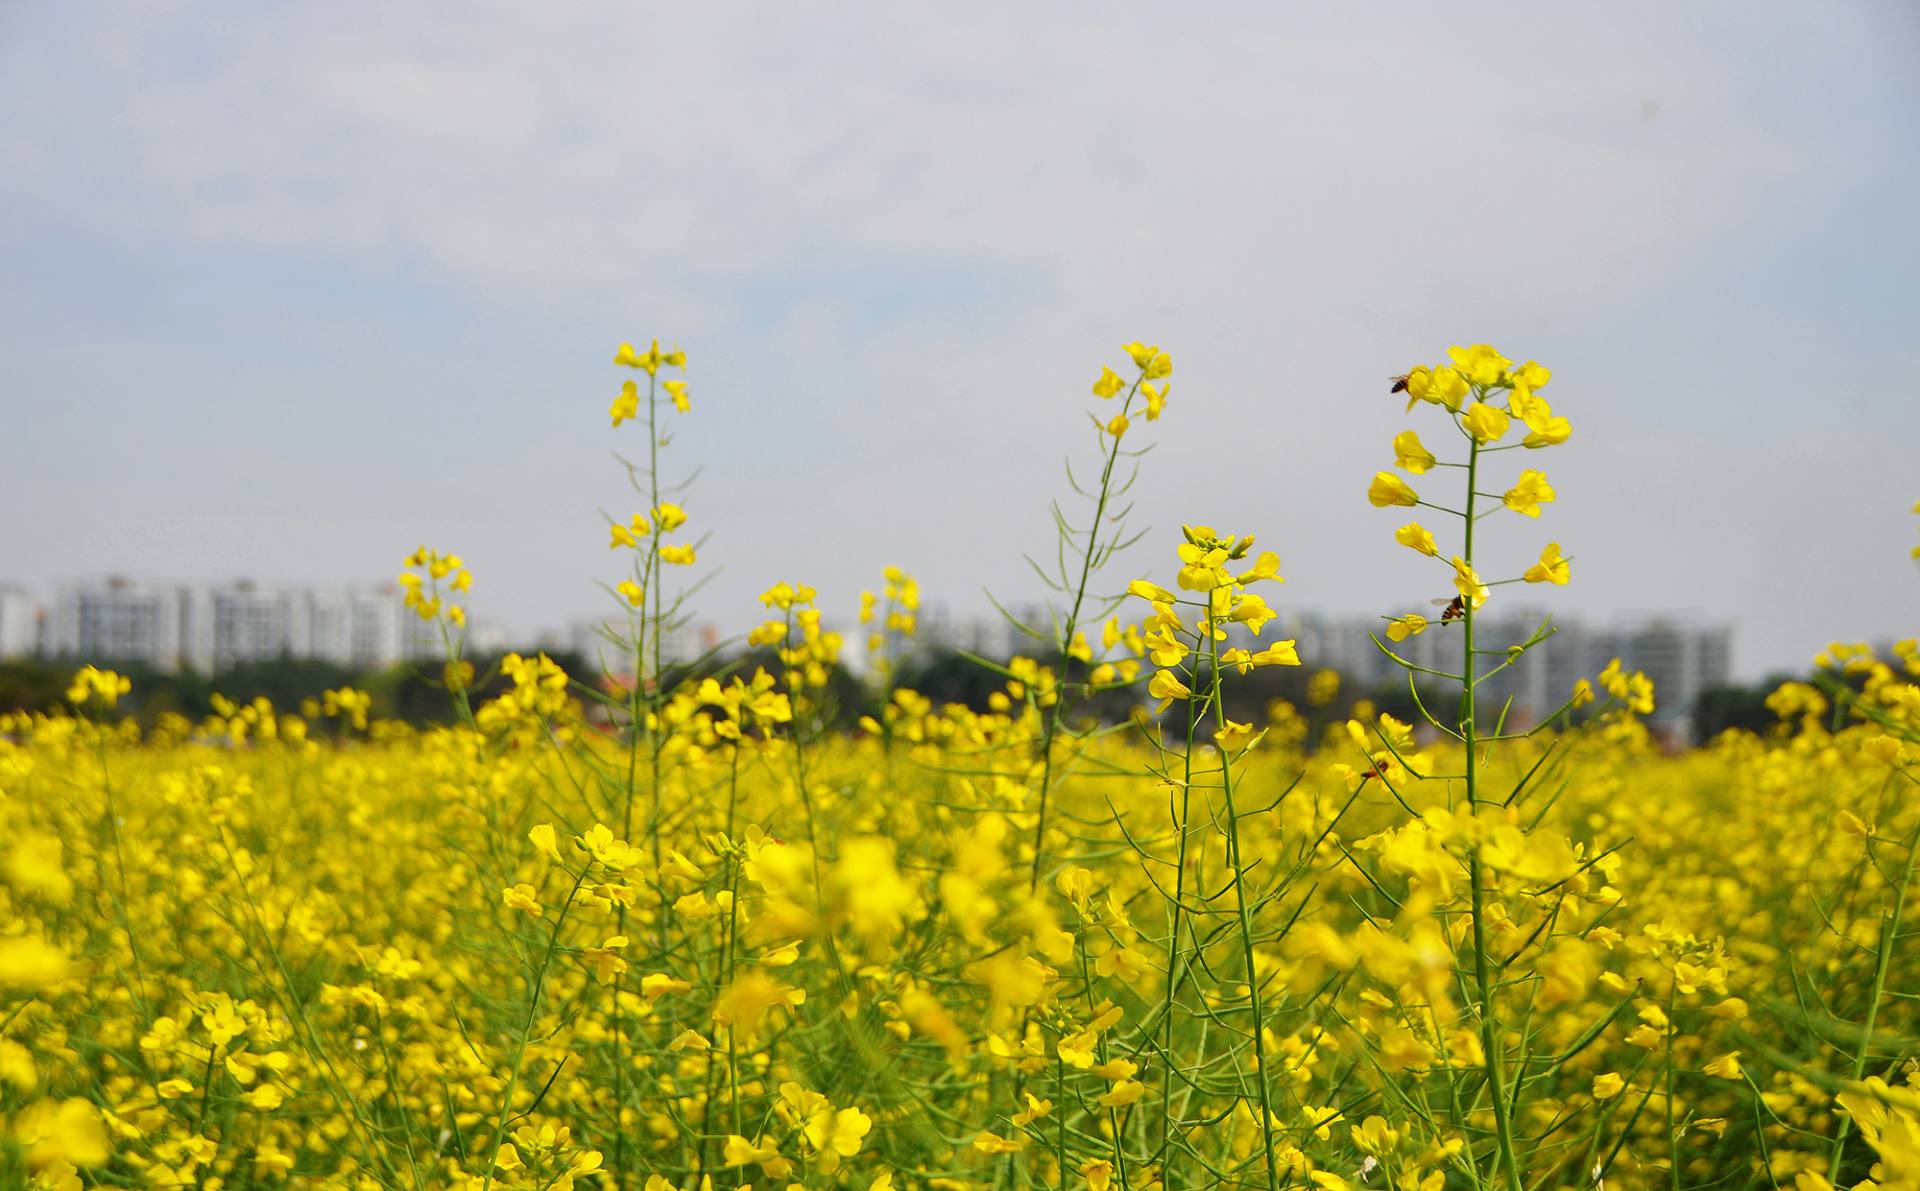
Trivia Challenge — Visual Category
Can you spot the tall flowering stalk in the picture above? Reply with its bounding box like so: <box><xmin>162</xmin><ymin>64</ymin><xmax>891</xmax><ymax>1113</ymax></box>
<box><xmin>1367</xmin><ymin>344</ymin><xmax>1577</xmax><ymax>1185</ymax></box>
<box><xmin>858</xmin><ymin>567</ymin><xmax>919</xmax><ymax>706</ymax></box>
<box><xmin>605</xmin><ymin>337</ymin><xmax>697</xmax><ymax>890</ymax></box>
<box><xmin>603</xmin><ymin>337</ymin><xmax>696</xmax><ymax>1184</ymax></box>
<box><xmin>398</xmin><ymin>546</ymin><xmax>476</xmax><ymax>728</ymax></box>
<box><xmin>971</xmin><ymin>345</ymin><xmax>1167</xmax><ymax>1186</ymax></box>
<box><xmin>1128</xmin><ymin>529</ymin><xmax>1299</xmax><ymax>1187</ymax></box>
<box><xmin>1007</xmin><ymin>342</ymin><xmax>1171</xmax><ymax>894</ymax></box>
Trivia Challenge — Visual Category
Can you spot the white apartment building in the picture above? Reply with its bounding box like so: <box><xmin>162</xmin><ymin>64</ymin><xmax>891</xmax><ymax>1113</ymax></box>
<box><xmin>180</xmin><ymin>583</ymin><xmax>293</xmax><ymax>673</ymax></box>
<box><xmin>47</xmin><ymin>579</ymin><xmax>189</xmax><ymax>669</ymax></box>
<box><xmin>0</xmin><ymin>586</ymin><xmax>38</xmax><ymax>660</ymax></box>
<box><xmin>44</xmin><ymin>578</ymin><xmax>421</xmax><ymax>674</ymax></box>
<box><xmin>302</xmin><ymin>588</ymin><xmax>417</xmax><ymax>669</ymax></box>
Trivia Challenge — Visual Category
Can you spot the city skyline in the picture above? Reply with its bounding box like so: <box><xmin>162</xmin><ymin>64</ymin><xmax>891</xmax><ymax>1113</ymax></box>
<box><xmin>6</xmin><ymin>574</ymin><xmax>1740</xmax><ymax>740</ymax></box>
<box><xmin>0</xmin><ymin>568</ymin><xmax>1850</xmax><ymax>687</ymax></box>
<box><xmin>2</xmin><ymin>572</ymin><xmax>1750</xmax><ymax>663</ymax></box>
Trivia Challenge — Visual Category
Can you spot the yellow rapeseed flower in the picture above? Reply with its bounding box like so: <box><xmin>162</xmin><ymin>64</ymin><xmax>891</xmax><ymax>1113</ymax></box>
<box><xmin>1524</xmin><ymin>542</ymin><xmax>1571</xmax><ymax>585</ymax></box>
<box><xmin>1394</xmin><ymin>522</ymin><xmax>1438</xmax><ymax>557</ymax></box>
<box><xmin>1368</xmin><ymin>472</ymin><xmax>1418</xmax><ymax>508</ymax></box>
<box><xmin>1462</xmin><ymin>401</ymin><xmax>1511</xmax><ymax>445</ymax></box>
<box><xmin>1504</xmin><ymin>469</ymin><xmax>1556</xmax><ymax>518</ymax></box>
<box><xmin>1393</xmin><ymin>429</ymin><xmax>1437</xmax><ymax>473</ymax></box>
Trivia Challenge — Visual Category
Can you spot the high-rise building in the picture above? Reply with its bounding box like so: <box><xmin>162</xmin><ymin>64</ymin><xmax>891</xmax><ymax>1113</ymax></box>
<box><xmin>48</xmin><ymin>579</ymin><xmax>189</xmax><ymax>669</ymax></box>
<box><xmin>0</xmin><ymin>586</ymin><xmax>39</xmax><ymax>660</ymax></box>
<box><xmin>204</xmin><ymin>582</ymin><xmax>295</xmax><ymax>672</ymax></box>
<box><xmin>300</xmin><ymin>587</ymin><xmax>414</xmax><ymax>669</ymax></box>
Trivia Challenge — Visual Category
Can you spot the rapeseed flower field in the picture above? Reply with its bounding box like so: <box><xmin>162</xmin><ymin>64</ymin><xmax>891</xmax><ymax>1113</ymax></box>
<box><xmin>3</xmin><ymin>342</ymin><xmax>1916</xmax><ymax>1190</ymax></box>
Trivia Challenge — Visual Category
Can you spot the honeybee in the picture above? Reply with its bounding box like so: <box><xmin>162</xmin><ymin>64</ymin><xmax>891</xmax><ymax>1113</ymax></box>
<box><xmin>1433</xmin><ymin>595</ymin><xmax>1466</xmax><ymax>622</ymax></box>
<box><xmin>1389</xmin><ymin>374</ymin><xmax>1411</xmax><ymax>395</ymax></box>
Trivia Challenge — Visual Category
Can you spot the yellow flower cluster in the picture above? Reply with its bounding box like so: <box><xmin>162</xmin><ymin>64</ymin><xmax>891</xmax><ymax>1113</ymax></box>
<box><xmin>64</xmin><ymin>665</ymin><xmax>131</xmax><ymax>709</ymax></box>
<box><xmin>610</xmin><ymin>339</ymin><xmax>690</xmax><ymax>426</ymax></box>
<box><xmin>1090</xmin><ymin>341</ymin><xmax>1171</xmax><ymax>439</ymax></box>
<box><xmin>398</xmin><ymin>545</ymin><xmax>473</xmax><ymax>626</ymax></box>
<box><xmin>1371</xmin><ymin>345</ymin><xmax>1575</xmax><ymax>645</ymax></box>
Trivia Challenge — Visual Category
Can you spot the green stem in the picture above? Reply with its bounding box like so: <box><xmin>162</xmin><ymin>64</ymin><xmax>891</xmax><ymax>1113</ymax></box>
<box><xmin>1208</xmin><ymin>615</ymin><xmax>1279</xmax><ymax>1191</ymax></box>
<box><xmin>216</xmin><ymin>832</ymin><xmax>402</xmax><ymax>1187</ymax></box>
<box><xmin>482</xmin><ymin>870</ymin><xmax>589</xmax><ymax>1191</ymax></box>
<box><xmin>1462</xmin><ymin>436</ymin><xmax>1526</xmax><ymax>1188</ymax></box>
<box><xmin>615</xmin><ymin>369</ymin><xmax>668</xmax><ymax>1187</ymax></box>
<box><xmin>1665</xmin><ymin>984</ymin><xmax>1681</xmax><ymax>1191</ymax></box>
<box><xmin>699</xmin><ymin>847</ymin><xmax>745</xmax><ymax>1181</ymax></box>
<box><xmin>431</xmin><ymin>592</ymin><xmax>476</xmax><ymax>731</ymax></box>
<box><xmin>87</xmin><ymin>728</ymin><xmax>153</xmax><ymax>1019</ymax></box>
<box><xmin>1028</xmin><ymin>381</ymin><xmax>1141</xmax><ymax>892</ymax></box>
<box><xmin>1154</xmin><ymin>624</ymin><xmax>1205</xmax><ymax>1180</ymax></box>
<box><xmin>1827</xmin><ymin>805</ymin><xmax>1920</xmax><ymax>1180</ymax></box>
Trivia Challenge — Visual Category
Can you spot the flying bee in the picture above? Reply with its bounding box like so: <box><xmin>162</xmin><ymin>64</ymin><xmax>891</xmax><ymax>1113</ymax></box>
<box><xmin>1432</xmin><ymin>595</ymin><xmax>1466</xmax><ymax>622</ymax></box>
<box><xmin>1389</xmin><ymin>374</ymin><xmax>1411</xmax><ymax>395</ymax></box>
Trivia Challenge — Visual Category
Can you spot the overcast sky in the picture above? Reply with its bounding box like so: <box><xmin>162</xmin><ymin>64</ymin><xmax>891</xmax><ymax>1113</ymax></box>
<box><xmin>4</xmin><ymin>2</ymin><xmax>1917</xmax><ymax>679</ymax></box>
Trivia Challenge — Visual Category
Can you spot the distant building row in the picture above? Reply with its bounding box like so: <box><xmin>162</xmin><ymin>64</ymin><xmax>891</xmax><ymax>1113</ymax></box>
<box><xmin>1</xmin><ymin>582</ymin><xmax>1735</xmax><ymax>736</ymax></box>
<box><xmin>899</xmin><ymin>602</ymin><xmax>1732</xmax><ymax>738</ymax></box>
<box><xmin>0</xmin><ymin>579</ymin><xmax>439</xmax><ymax>673</ymax></box>
<box><xmin>1286</xmin><ymin>608</ymin><xmax>1732</xmax><ymax>735</ymax></box>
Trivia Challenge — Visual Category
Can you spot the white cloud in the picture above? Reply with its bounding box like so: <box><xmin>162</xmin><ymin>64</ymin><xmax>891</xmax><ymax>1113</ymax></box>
<box><xmin>7</xmin><ymin>2</ymin><xmax>1799</xmax><ymax>303</ymax></box>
